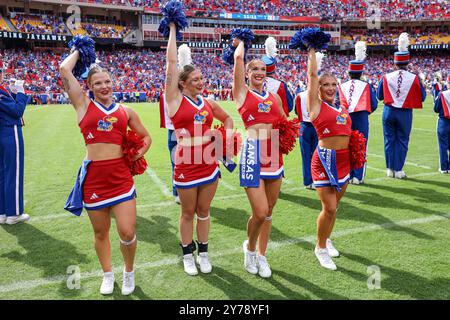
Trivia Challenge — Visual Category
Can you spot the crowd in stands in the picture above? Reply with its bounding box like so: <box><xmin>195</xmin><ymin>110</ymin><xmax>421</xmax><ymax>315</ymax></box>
<box><xmin>10</xmin><ymin>13</ymin><xmax>70</xmax><ymax>35</ymax></box>
<box><xmin>342</xmin><ymin>29</ymin><xmax>450</xmax><ymax>45</ymax></box>
<box><xmin>129</xmin><ymin>0</ymin><xmax>449</xmax><ymax>21</ymax></box>
<box><xmin>7</xmin><ymin>13</ymin><xmax>133</xmax><ymax>39</ymax></box>
<box><xmin>0</xmin><ymin>48</ymin><xmax>448</xmax><ymax>104</ymax></box>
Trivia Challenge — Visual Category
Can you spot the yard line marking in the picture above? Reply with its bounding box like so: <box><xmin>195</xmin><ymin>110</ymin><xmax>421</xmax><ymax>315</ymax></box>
<box><xmin>366</xmin><ymin>165</ymin><xmax>386</xmax><ymax>173</ymax></box>
<box><xmin>1</xmin><ymin>213</ymin><xmax>448</xmax><ymax>294</ymax></box>
<box><xmin>145</xmin><ymin>167</ymin><xmax>172</xmax><ymax>197</ymax></box>
<box><xmin>367</xmin><ymin>153</ymin><xmax>432</xmax><ymax>170</ymax></box>
<box><xmin>413</xmin><ymin>128</ymin><xmax>435</xmax><ymax>133</ymax></box>
<box><xmin>13</xmin><ymin>172</ymin><xmax>444</xmax><ymax>224</ymax></box>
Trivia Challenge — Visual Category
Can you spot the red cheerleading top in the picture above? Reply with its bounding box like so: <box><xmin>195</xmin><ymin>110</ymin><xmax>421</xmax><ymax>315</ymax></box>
<box><xmin>79</xmin><ymin>100</ymin><xmax>128</xmax><ymax>146</ymax></box>
<box><xmin>239</xmin><ymin>90</ymin><xmax>281</xmax><ymax>129</ymax></box>
<box><xmin>170</xmin><ymin>95</ymin><xmax>214</xmax><ymax>138</ymax></box>
<box><xmin>312</xmin><ymin>101</ymin><xmax>352</xmax><ymax>140</ymax></box>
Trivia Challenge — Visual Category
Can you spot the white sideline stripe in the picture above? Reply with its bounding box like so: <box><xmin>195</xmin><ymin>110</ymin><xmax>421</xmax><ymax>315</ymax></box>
<box><xmin>220</xmin><ymin>180</ymin><xmax>236</xmax><ymax>190</ymax></box>
<box><xmin>413</xmin><ymin>128</ymin><xmax>435</xmax><ymax>133</ymax></box>
<box><xmin>366</xmin><ymin>165</ymin><xmax>387</xmax><ymax>173</ymax></box>
<box><xmin>367</xmin><ymin>153</ymin><xmax>432</xmax><ymax>170</ymax></box>
<box><xmin>145</xmin><ymin>167</ymin><xmax>172</xmax><ymax>197</ymax></box>
<box><xmin>12</xmin><ymin>171</ymin><xmax>443</xmax><ymax>224</ymax></box>
<box><xmin>0</xmin><ymin>213</ymin><xmax>449</xmax><ymax>294</ymax></box>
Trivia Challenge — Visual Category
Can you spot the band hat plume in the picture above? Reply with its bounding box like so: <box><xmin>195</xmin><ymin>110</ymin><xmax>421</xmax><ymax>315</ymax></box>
<box><xmin>395</xmin><ymin>33</ymin><xmax>410</xmax><ymax>65</ymax></box>
<box><xmin>348</xmin><ymin>41</ymin><xmax>367</xmax><ymax>74</ymax></box>
<box><xmin>262</xmin><ymin>37</ymin><xmax>278</xmax><ymax>75</ymax></box>
<box><xmin>178</xmin><ymin>44</ymin><xmax>192</xmax><ymax>69</ymax></box>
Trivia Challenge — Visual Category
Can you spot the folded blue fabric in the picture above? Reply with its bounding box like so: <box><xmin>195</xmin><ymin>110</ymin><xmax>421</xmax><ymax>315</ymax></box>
<box><xmin>317</xmin><ymin>146</ymin><xmax>340</xmax><ymax>192</ymax></box>
<box><xmin>239</xmin><ymin>139</ymin><xmax>260</xmax><ymax>188</ymax></box>
<box><xmin>64</xmin><ymin>160</ymin><xmax>92</xmax><ymax>216</ymax></box>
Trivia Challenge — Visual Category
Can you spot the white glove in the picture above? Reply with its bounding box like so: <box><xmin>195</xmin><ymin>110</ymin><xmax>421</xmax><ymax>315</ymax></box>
<box><xmin>10</xmin><ymin>80</ymin><xmax>25</xmax><ymax>94</ymax></box>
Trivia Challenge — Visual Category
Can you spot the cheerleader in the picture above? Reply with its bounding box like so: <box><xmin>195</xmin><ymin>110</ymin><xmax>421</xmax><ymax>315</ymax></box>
<box><xmin>233</xmin><ymin>36</ymin><xmax>289</xmax><ymax>278</ymax></box>
<box><xmin>165</xmin><ymin>23</ymin><xmax>234</xmax><ymax>276</ymax></box>
<box><xmin>289</xmin><ymin>27</ymin><xmax>358</xmax><ymax>271</ymax></box>
<box><xmin>60</xmin><ymin>38</ymin><xmax>151</xmax><ymax>295</ymax></box>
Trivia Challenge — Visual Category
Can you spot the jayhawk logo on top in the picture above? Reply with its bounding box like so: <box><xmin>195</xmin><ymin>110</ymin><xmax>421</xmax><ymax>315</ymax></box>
<box><xmin>194</xmin><ymin>110</ymin><xmax>209</xmax><ymax>124</ymax></box>
<box><xmin>97</xmin><ymin>116</ymin><xmax>118</xmax><ymax>132</ymax></box>
<box><xmin>336</xmin><ymin>112</ymin><xmax>348</xmax><ymax>125</ymax></box>
<box><xmin>258</xmin><ymin>100</ymin><xmax>273</xmax><ymax>113</ymax></box>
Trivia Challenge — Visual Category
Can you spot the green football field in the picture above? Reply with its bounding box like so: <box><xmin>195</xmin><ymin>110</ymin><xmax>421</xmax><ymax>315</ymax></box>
<box><xmin>0</xmin><ymin>98</ymin><xmax>449</xmax><ymax>300</ymax></box>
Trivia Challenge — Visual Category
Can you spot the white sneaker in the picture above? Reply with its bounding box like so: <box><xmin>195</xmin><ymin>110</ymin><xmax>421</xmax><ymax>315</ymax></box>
<box><xmin>243</xmin><ymin>240</ymin><xmax>258</xmax><ymax>275</ymax></box>
<box><xmin>0</xmin><ymin>215</ymin><xmax>6</xmax><ymax>224</ymax></box>
<box><xmin>100</xmin><ymin>272</ymin><xmax>115</xmax><ymax>295</ymax></box>
<box><xmin>122</xmin><ymin>269</ymin><xmax>135</xmax><ymax>295</ymax></box>
<box><xmin>196</xmin><ymin>252</ymin><xmax>212</xmax><ymax>273</ymax></box>
<box><xmin>183</xmin><ymin>254</ymin><xmax>198</xmax><ymax>276</ymax></box>
<box><xmin>174</xmin><ymin>196</ymin><xmax>180</xmax><ymax>204</ymax></box>
<box><xmin>439</xmin><ymin>170</ymin><xmax>448</xmax><ymax>174</ymax></box>
<box><xmin>257</xmin><ymin>255</ymin><xmax>272</xmax><ymax>278</ymax></box>
<box><xmin>315</xmin><ymin>246</ymin><xmax>337</xmax><ymax>271</ymax></box>
<box><xmin>394</xmin><ymin>171</ymin><xmax>407</xmax><ymax>179</ymax></box>
<box><xmin>386</xmin><ymin>169</ymin><xmax>394</xmax><ymax>178</ymax></box>
<box><xmin>352</xmin><ymin>178</ymin><xmax>361</xmax><ymax>185</ymax></box>
<box><xmin>5</xmin><ymin>214</ymin><xmax>30</xmax><ymax>225</ymax></box>
<box><xmin>326</xmin><ymin>239</ymin><xmax>340</xmax><ymax>258</ymax></box>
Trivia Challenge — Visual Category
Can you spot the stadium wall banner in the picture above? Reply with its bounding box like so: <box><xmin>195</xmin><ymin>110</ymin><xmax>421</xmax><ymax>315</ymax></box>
<box><xmin>0</xmin><ymin>31</ymin><xmax>69</xmax><ymax>42</ymax></box>
<box><xmin>410</xmin><ymin>44</ymin><xmax>449</xmax><ymax>50</ymax></box>
<box><xmin>0</xmin><ymin>31</ymin><xmax>125</xmax><ymax>45</ymax></box>
<box><xmin>219</xmin><ymin>12</ymin><xmax>280</xmax><ymax>21</ymax></box>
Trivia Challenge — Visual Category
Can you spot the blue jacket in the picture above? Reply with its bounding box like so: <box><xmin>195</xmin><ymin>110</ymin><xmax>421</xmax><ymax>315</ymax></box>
<box><xmin>0</xmin><ymin>86</ymin><xmax>28</xmax><ymax>127</ymax></box>
<box><xmin>434</xmin><ymin>91</ymin><xmax>449</xmax><ymax>119</ymax></box>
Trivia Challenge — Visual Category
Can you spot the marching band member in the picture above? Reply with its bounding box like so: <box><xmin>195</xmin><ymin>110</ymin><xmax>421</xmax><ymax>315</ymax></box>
<box><xmin>434</xmin><ymin>84</ymin><xmax>450</xmax><ymax>174</ymax></box>
<box><xmin>338</xmin><ymin>42</ymin><xmax>378</xmax><ymax>184</ymax></box>
<box><xmin>262</xmin><ymin>37</ymin><xmax>294</xmax><ymax>117</ymax></box>
<box><xmin>0</xmin><ymin>57</ymin><xmax>30</xmax><ymax>225</ymax></box>
<box><xmin>377</xmin><ymin>33</ymin><xmax>426</xmax><ymax>179</ymax></box>
<box><xmin>159</xmin><ymin>92</ymin><xmax>180</xmax><ymax>204</ymax></box>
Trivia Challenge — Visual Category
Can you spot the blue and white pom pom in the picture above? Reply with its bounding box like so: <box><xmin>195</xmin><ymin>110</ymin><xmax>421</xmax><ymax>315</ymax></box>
<box><xmin>67</xmin><ymin>35</ymin><xmax>96</xmax><ymax>79</ymax></box>
<box><xmin>289</xmin><ymin>28</ymin><xmax>331</xmax><ymax>51</ymax></box>
<box><xmin>222</xmin><ymin>28</ymin><xmax>255</xmax><ymax>65</ymax></box>
<box><xmin>158</xmin><ymin>0</ymin><xmax>189</xmax><ymax>41</ymax></box>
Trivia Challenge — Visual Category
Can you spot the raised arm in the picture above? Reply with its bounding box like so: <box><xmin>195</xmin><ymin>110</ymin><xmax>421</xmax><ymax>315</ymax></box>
<box><xmin>59</xmin><ymin>50</ymin><xmax>90</xmax><ymax>111</ymax></box>
<box><xmin>307</xmin><ymin>48</ymin><xmax>321</xmax><ymax>121</ymax></box>
<box><xmin>165</xmin><ymin>23</ymin><xmax>182</xmax><ymax>115</ymax></box>
<box><xmin>233</xmin><ymin>40</ymin><xmax>248</xmax><ymax>108</ymax></box>
<box><xmin>125</xmin><ymin>107</ymin><xmax>152</xmax><ymax>160</ymax></box>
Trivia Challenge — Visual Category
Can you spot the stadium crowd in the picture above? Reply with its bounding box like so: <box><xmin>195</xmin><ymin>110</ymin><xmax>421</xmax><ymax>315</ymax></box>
<box><xmin>6</xmin><ymin>13</ymin><xmax>133</xmax><ymax>39</ymax></box>
<box><xmin>0</xmin><ymin>48</ymin><xmax>448</xmax><ymax>104</ymax></box>
<box><xmin>128</xmin><ymin>0</ymin><xmax>449</xmax><ymax>20</ymax></box>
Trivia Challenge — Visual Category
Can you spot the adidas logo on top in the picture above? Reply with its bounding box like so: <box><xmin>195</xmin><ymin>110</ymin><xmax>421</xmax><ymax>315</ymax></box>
<box><xmin>247</xmin><ymin>114</ymin><xmax>255</xmax><ymax>122</ymax></box>
<box><xmin>323</xmin><ymin>128</ymin><xmax>330</xmax><ymax>134</ymax></box>
<box><xmin>178</xmin><ymin>174</ymin><xmax>185</xmax><ymax>180</ymax></box>
<box><xmin>86</xmin><ymin>132</ymin><xmax>94</xmax><ymax>139</ymax></box>
<box><xmin>90</xmin><ymin>193</ymin><xmax>99</xmax><ymax>200</ymax></box>
<box><xmin>319</xmin><ymin>173</ymin><xmax>326</xmax><ymax>178</ymax></box>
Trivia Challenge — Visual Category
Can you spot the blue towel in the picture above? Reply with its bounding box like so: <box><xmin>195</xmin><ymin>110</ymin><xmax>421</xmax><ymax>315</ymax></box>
<box><xmin>64</xmin><ymin>160</ymin><xmax>92</xmax><ymax>216</ymax></box>
<box><xmin>317</xmin><ymin>146</ymin><xmax>340</xmax><ymax>192</ymax></box>
<box><xmin>239</xmin><ymin>139</ymin><xmax>261</xmax><ymax>188</ymax></box>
